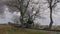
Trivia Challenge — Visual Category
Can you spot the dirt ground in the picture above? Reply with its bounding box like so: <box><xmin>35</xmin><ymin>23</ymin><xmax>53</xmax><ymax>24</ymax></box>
<box><xmin>0</xmin><ymin>24</ymin><xmax>8</xmax><ymax>29</ymax></box>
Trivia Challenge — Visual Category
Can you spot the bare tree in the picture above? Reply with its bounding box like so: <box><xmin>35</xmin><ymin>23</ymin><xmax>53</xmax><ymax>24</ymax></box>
<box><xmin>6</xmin><ymin>0</ymin><xmax>30</xmax><ymax>28</ymax></box>
<box><xmin>26</xmin><ymin>5</ymin><xmax>40</xmax><ymax>28</ymax></box>
<box><xmin>5</xmin><ymin>0</ymin><xmax>41</xmax><ymax>28</ymax></box>
<box><xmin>47</xmin><ymin>0</ymin><xmax>59</xmax><ymax>29</ymax></box>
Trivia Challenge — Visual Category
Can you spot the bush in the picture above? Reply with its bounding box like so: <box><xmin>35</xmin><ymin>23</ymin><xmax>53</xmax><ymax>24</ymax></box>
<box><xmin>35</xmin><ymin>23</ymin><xmax>40</xmax><ymax>29</ymax></box>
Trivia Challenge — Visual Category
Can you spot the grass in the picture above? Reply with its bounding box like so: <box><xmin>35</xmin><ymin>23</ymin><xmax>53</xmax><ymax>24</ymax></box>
<box><xmin>0</xmin><ymin>25</ymin><xmax>50</xmax><ymax>34</ymax></box>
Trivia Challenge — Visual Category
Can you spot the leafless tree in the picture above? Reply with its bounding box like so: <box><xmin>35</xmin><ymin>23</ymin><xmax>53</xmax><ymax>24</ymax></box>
<box><xmin>47</xmin><ymin>0</ymin><xmax>59</xmax><ymax>29</ymax></box>
<box><xmin>26</xmin><ymin>5</ymin><xmax>40</xmax><ymax>28</ymax></box>
<box><xmin>6</xmin><ymin>0</ymin><xmax>30</xmax><ymax>28</ymax></box>
<box><xmin>5</xmin><ymin>0</ymin><xmax>41</xmax><ymax>28</ymax></box>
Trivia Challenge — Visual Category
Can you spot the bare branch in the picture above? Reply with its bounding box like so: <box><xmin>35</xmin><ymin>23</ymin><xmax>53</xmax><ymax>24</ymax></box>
<box><xmin>31</xmin><ymin>7</ymin><xmax>40</xmax><ymax>20</ymax></box>
<box><xmin>52</xmin><ymin>0</ymin><xmax>59</xmax><ymax>8</ymax></box>
<box><xmin>23</xmin><ymin>0</ymin><xmax>30</xmax><ymax>15</ymax></box>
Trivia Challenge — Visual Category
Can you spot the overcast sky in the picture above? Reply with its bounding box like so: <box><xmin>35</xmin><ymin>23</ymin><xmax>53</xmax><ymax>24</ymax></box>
<box><xmin>33</xmin><ymin>0</ymin><xmax>60</xmax><ymax>25</ymax></box>
<box><xmin>0</xmin><ymin>0</ymin><xmax>60</xmax><ymax>26</ymax></box>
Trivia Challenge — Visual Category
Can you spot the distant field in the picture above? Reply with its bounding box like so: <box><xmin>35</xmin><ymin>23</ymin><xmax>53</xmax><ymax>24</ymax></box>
<box><xmin>0</xmin><ymin>25</ymin><xmax>50</xmax><ymax>34</ymax></box>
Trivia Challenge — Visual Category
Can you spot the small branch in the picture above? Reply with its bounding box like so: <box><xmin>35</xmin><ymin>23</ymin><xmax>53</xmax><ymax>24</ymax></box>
<box><xmin>23</xmin><ymin>0</ymin><xmax>30</xmax><ymax>15</ymax></box>
<box><xmin>52</xmin><ymin>1</ymin><xmax>59</xmax><ymax>8</ymax></box>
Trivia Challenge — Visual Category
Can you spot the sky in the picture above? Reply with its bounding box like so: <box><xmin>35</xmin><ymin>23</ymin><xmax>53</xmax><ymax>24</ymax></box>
<box><xmin>33</xmin><ymin>0</ymin><xmax>60</xmax><ymax>26</ymax></box>
<box><xmin>0</xmin><ymin>0</ymin><xmax>60</xmax><ymax>26</ymax></box>
<box><xmin>0</xmin><ymin>5</ymin><xmax>20</xmax><ymax>24</ymax></box>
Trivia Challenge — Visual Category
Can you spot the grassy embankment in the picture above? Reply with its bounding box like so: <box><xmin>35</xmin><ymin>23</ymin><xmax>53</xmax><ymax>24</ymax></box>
<box><xmin>0</xmin><ymin>25</ymin><xmax>50</xmax><ymax>34</ymax></box>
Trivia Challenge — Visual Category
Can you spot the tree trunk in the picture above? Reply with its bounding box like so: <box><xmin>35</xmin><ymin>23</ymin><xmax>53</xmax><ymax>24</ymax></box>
<box><xmin>33</xmin><ymin>21</ymin><xmax>34</xmax><ymax>28</ymax></box>
<box><xmin>48</xmin><ymin>5</ymin><xmax>53</xmax><ymax>29</ymax></box>
<box><xmin>19</xmin><ymin>0</ymin><xmax>25</xmax><ymax>29</ymax></box>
